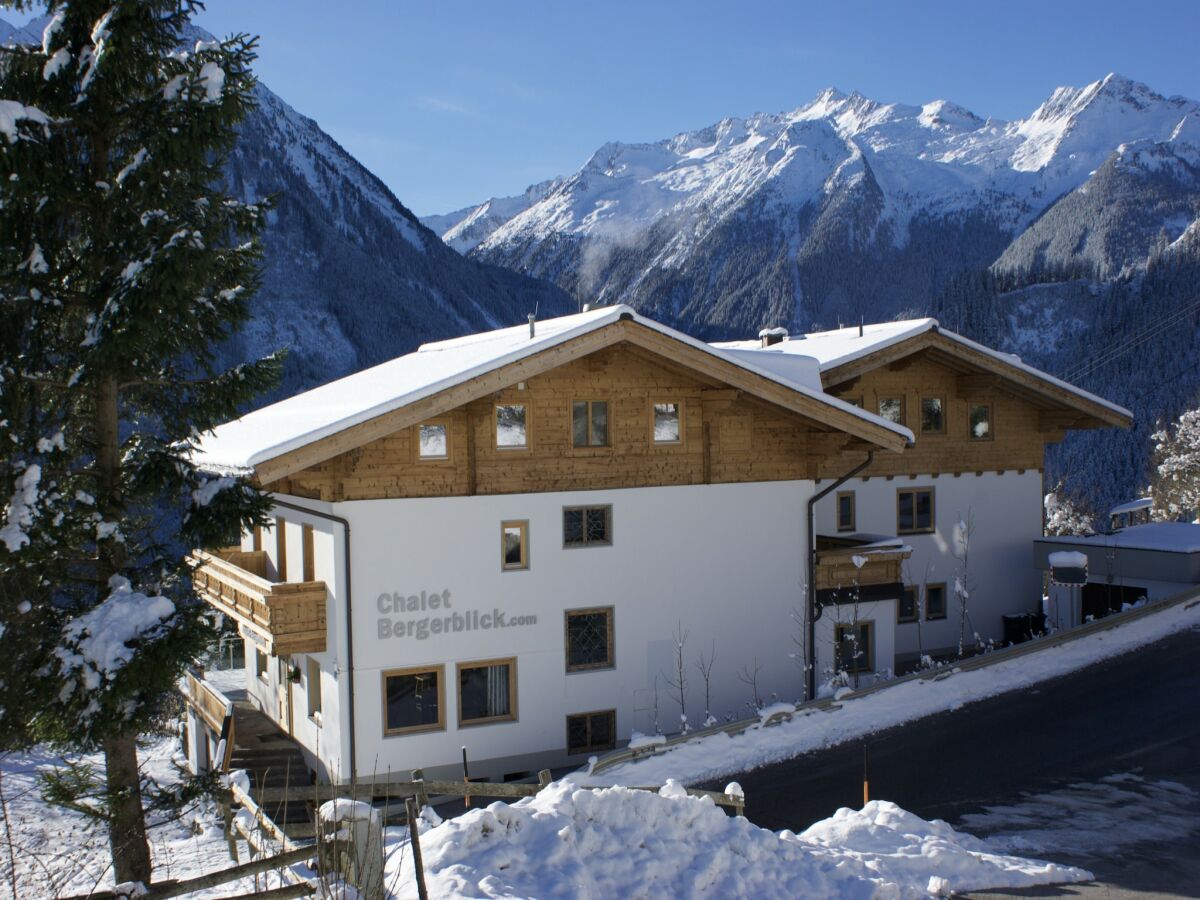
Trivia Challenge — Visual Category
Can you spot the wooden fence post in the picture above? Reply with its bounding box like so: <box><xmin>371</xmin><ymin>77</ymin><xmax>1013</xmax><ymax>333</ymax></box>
<box><xmin>537</xmin><ymin>769</ymin><xmax>552</xmax><ymax>789</ymax></box>
<box><xmin>406</xmin><ymin>796</ymin><xmax>430</xmax><ymax>900</ymax></box>
<box><xmin>411</xmin><ymin>768</ymin><xmax>428</xmax><ymax>809</ymax></box>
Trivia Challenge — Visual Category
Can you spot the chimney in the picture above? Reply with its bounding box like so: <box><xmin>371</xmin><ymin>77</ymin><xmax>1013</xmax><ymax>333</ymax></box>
<box><xmin>758</xmin><ymin>326</ymin><xmax>788</xmax><ymax>348</ymax></box>
<box><xmin>528</xmin><ymin>313</ymin><xmax>536</xmax><ymax>339</ymax></box>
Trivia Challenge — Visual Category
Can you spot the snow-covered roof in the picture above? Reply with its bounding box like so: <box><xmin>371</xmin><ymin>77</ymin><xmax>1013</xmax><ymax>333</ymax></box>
<box><xmin>1040</xmin><ymin>523</ymin><xmax>1200</xmax><ymax>554</ymax></box>
<box><xmin>195</xmin><ymin>305</ymin><xmax>913</xmax><ymax>472</ymax></box>
<box><xmin>1109</xmin><ymin>497</ymin><xmax>1152</xmax><ymax>517</ymax></box>
<box><xmin>713</xmin><ymin>318</ymin><xmax>1132</xmax><ymax>423</ymax></box>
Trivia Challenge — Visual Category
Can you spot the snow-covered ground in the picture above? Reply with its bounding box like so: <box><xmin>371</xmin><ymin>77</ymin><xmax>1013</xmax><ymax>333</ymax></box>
<box><xmin>389</xmin><ymin>781</ymin><xmax>1088</xmax><ymax>899</ymax></box>
<box><xmin>0</xmin><ymin>735</ymin><xmax>1091</xmax><ymax>899</ymax></box>
<box><xmin>585</xmin><ymin>595</ymin><xmax>1200</xmax><ymax>787</ymax></box>
<box><xmin>0</xmin><ymin>736</ymin><xmax>280</xmax><ymax>899</ymax></box>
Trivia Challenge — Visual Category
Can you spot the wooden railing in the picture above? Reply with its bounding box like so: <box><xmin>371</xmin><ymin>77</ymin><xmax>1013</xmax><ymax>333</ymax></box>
<box><xmin>814</xmin><ymin>546</ymin><xmax>908</xmax><ymax>591</ymax></box>
<box><xmin>182</xmin><ymin>668</ymin><xmax>237</xmax><ymax>771</ymax></box>
<box><xmin>190</xmin><ymin>549</ymin><xmax>328</xmax><ymax>655</ymax></box>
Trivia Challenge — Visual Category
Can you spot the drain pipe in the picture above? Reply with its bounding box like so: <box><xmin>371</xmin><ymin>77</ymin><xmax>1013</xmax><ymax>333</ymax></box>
<box><xmin>805</xmin><ymin>450</ymin><xmax>875</xmax><ymax>702</ymax></box>
<box><xmin>272</xmin><ymin>497</ymin><xmax>357</xmax><ymax>783</ymax></box>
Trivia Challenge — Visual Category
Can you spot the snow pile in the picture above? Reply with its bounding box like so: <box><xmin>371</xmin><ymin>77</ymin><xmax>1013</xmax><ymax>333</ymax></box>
<box><xmin>57</xmin><ymin>576</ymin><xmax>175</xmax><ymax>696</ymax></box>
<box><xmin>1048</xmin><ymin>550</ymin><xmax>1088</xmax><ymax>568</ymax></box>
<box><xmin>591</xmin><ymin>593</ymin><xmax>1200</xmax><ymax>787</ymax></box>
<box><xmin>389</xmin><ymin>782</ymin><xmax>1088</xmax><ymax>898</ymax></box>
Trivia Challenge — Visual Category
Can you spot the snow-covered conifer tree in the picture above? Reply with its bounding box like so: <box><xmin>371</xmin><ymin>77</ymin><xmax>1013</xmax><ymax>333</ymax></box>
<box><xmin>0</xmin><ymin>1</ymin><xmax>279</xmax><ymax>884</ymax></box>
<box><xmin>1150</xmin><ymin>404</ymin><xmax>1200</xmax><ymax>522</ymax></box>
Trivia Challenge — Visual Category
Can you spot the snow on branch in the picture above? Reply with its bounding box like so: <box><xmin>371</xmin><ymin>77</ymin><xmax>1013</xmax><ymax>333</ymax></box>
<box><xmin>56</xmin><ymin>576</ymin><xmax>175</xmax><ymax>700</ymax></box>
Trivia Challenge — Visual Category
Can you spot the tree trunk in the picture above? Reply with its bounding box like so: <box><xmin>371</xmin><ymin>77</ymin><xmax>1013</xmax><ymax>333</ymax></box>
<box><xmin>103</xmin><ymin>733</ymin><xmax>151</xmax><ymax>885</ymax></box>
<box><xmin>96</xmin><ymin>376</ymin><xmax>150</xmax><ymax>882</ymax></box>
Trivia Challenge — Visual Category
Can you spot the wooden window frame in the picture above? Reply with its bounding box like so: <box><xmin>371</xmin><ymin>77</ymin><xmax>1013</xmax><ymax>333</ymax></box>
<box><xmin>456</xmin><ymin>657</ymin><xmax>518</xmax><ymax>727</ymax></box>
<box><xmin>649</xmin><ymin>399</ymin><xmax>684</xmax><ymax>446</ymax></box>
<box><xmin>255</xmin><ymin>648</ymin><xmax>269</xmax><ymax>681</ymax></box>
<box><xmin>898</xmin><ymin>586</ymin><xmax>919</xmax><ymax>624</ymax></box>
<box><xmin>501</xmin><ymin>520</ymin><xmax>529</xmax><ymax>571</ymax></box>
<box><xmin>566</xmin><ymin>709</ymin><xmax>617</xmax><ymax>754</ymax></box>
<box><xmin>494</xmin><ymin>403</ymin><xmax>530</xmax><ymax>451</ymax></box>
<box><xmin>896</xmin><ymin>487</ymin><xmax>936</xmax><ymax>535</ymax></box>
<box><xmin>878</xmin><ymin>396</ymin><xmax>905</xmax><ymax>426</ymax></box>
<box><xmin>968</xmin><ymin>402</ymin><xmax>993</xmax><ymax>442</ymax></box>
<box><xmin>925</xmin><ymin>582</ymin><xmax>948</xmax><ymax>621</ymax></box>
<box><xmin>301</xmin><ymin>524</ymin><xmax>315</xmax><ymax>582</ymax></box>
<box><xmin>381</xmin><ymin>665</ymin><xmax>446</xmax><ymax>736</ymax></box>
<box><xmin>570</xmin><ymin>398</ymin><xmax>611</xmax><ymax>449</ymax></box>
<box><xmin>920</xmin><ymin>396</ymin><xmax>946</xmax><ymax>435</ymax></box>
<box><xmin>564</xmin><ymin>606</ymin><xmax>615</xmax><ymax>672</ymax></box>
<box><xmin>415</xmin><ymin>420</ymin><xmax>452</xmax><ymax>461</ymax></box>
<box><xmin>834</xmin><ymin>620</ymin><xmax>875</xmax><ymax>674</ymax></box>
<box><xmin>836</xmin><ymin>490</ymin><xmax>856</xmax><ymax>533</ymax></box>
<box><xmin>562</xmin><ymin>504</ymin><xmax>612</xmax><ymax>548</ymax></box>
<box><xmin>306</xmin><ymin>657</ymin><xmax>322</xmax><ymax>722</ymax></box>
<box><xmin>274</xmin><ymin>517</ymin><xmax>288</xmax><ymax>582</ymax></box>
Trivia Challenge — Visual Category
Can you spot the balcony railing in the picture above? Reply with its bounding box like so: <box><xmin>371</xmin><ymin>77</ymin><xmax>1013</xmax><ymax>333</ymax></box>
<box><xmin>190</xmin><ymin>549</ymin><xmax>327</xmax><ymax>656</ymax></box>
<box><xmin>814</xmin><ymin>535</ymin><xmax>911</xmax><ymax>597</ymax></box>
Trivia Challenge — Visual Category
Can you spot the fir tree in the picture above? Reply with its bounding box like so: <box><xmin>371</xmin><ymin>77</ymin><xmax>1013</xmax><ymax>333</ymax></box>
<box><xmin>0</xmin><ymin>1</ymin><xmax>280</xmax><ymax>884</ymax></box>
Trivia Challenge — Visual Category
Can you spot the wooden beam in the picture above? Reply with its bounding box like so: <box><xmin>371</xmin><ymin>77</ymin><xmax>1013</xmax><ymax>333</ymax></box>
<box><xmin>955</xmin><ymin>373</ymin><xmax>1003</xmax><ymax>398</ymax></box>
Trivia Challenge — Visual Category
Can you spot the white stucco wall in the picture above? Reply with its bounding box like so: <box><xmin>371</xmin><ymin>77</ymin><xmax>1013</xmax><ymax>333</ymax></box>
<box><xmin>237</xmin><ymin>502</ymin><xmax>350</xmax><ymax>781</ymax></box>
<box><xmin>814</xmin><ymin>471</ymin><xmax>1044</xmax><ymax>659</ymax></box>
<box><xmin>813</xmin><ymin>597</ymin><xmax>898</xmax><ymax>692</ymax></box>
<box><xmin>334</xmin><ymin>480</ymin><xmax>814</xmax><ymax>780</ymax></box>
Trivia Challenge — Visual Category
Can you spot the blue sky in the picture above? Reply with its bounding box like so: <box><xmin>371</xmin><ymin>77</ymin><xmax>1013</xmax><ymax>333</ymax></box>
<box><xmin>14</xmin><ymin>2</ymin><xmax>1200</xmax><ymax>215</ymax></box>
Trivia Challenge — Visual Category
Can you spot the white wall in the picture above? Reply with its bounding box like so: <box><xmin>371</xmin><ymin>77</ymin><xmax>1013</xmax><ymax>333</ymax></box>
<box><xmin>239</xmin><ymin>501</ymin><xmax>350</xmax><ymax>782</ymax></box>
<box><xmin>814</xmin><ymin>598</ymin><xmax>898</xmax><ymax>693</ymax></box>
<box><xmin>815</xmin><ymin>471</ymin><xmax>1044</xmax><ymax>659</ymax></box>
<box><xmin>336</xmin><ymin>480</ymin><xmax>814</xmax><ymax>780</ymax></box>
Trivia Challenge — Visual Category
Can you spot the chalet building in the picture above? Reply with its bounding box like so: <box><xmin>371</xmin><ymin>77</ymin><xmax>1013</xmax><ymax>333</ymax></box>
<box><xmin>185</xmin><ymin>307</ymin><xmax>1129</xmax><ymax>785</ymax></box>
<box><xmin>716</xmin><ymin>320</ymin><xmax>1131</xmax><ymax>667</ymax></box>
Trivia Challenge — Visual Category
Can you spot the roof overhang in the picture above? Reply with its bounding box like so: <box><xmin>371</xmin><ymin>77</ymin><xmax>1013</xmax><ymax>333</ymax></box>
<box><xmin>248</xmin><ymin>316</ymin><xmax>912</xmax><ymax>485</ymax></box>
<box><xmin>822</xmin><ymin>327</ymin><xmax>1132</xmax><ymax>431</ymax></box>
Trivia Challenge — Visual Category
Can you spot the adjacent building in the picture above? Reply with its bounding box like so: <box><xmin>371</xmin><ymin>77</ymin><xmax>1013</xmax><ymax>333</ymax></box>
<box><xmin>184</xmin><ymin>307</ymin><xmax>1130</xmax><ymax>785</ymax></box>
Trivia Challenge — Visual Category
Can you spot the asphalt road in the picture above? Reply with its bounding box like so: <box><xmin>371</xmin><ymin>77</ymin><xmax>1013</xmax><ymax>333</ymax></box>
<box><xmin>702</xmin><ymin>627</ymin><xmax>1200</xmax><ymax>896</ymax></box>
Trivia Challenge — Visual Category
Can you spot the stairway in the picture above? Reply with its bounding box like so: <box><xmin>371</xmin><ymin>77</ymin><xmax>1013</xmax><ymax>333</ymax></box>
<box><xmin>229</xmin><ymin>701</ymin><xmax>316</xmax><ymax>840</ymax></box>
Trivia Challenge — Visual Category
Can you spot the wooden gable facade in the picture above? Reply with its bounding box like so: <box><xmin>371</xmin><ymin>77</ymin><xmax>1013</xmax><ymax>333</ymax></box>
<box><xmin>816</xmin><ymin>330</ymin><xmax>1133</xmax><ymax>480</ymax></box>
<box><xmin>260</xmin><ymin>320</ymin><xmax>909</xmax><ymax>502</ymax></box>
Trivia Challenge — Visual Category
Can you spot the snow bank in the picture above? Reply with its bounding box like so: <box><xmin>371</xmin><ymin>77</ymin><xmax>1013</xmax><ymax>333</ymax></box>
<box><xmin>591</xmin><ymin>593</ymin><xmax>1200</xmax><ymax>787</ymax></box>
<box><xmin>388</xmin><ymin>782</ymin><xmax>1088</xmax><ymax>898</ymax></box>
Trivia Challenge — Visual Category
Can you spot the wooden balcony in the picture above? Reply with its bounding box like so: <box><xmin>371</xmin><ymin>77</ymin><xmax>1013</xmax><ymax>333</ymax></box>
<box><xmin>815</xmin><ymin>535</ymin><xmax>911</xmax><ymax>605</ymax></box>
<box><xmin>191</xmin><ymin>548</ymin><xmax>327</xmax><ymax>655</ymax></box>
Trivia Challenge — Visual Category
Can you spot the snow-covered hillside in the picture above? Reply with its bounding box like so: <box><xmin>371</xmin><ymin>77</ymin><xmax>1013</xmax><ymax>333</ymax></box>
<box><xmin>431</xmin><ymin>74</ymin><xmax>1200</xmax><ymax>335</ymax></box>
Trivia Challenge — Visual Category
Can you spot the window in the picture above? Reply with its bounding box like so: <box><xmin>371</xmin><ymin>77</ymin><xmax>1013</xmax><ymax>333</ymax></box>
<box><xmin>925</xmin><ymin>583</ymin><xmax>947</xmax><ymax>620</ymax></box>
<box><xmin>457</xmin><ymin>659</ymin><xmax>517</xmax><ymax>726</ymax></box>
<box><xmin>501</xmin><ymin>520</ymin><xmax>528</xmax><ymax>571</ymax></box>
<box><xmin>897</xmin><ymin>488</ymin><xmax>935</xmax><ymax>534</ymax></box>
<box><xmin>302</xmin><ymin>524</ymin><xmax>315</xmax><ymax>582</ymax></box>
<box><xmin>566</xmin><ymin>709</ymin><xmax>616</xmax><ymax>754</ymax></box>
<box><xmin>920</xmin><ymin>397</ymin><xmax>945</xmax><ymax>434</ymax></box>
<box><xmin>572</xmin><ymin>400</ymin><xmax>609</xmax><ymax>447</ymax></box>
<box><xmin>255</xmin><ymin>648</ymin><xmax>269</xmax><ymax>681</ymax></box>
<box><xmin>495</xmin><ymin>404</ymin><xmax>528</xmax><ymax>449</ymax></box>
<box><xmin>835</xmin><ymin>621</ymin><xmax>874</xmax><ymax>673</ymax></box>
<box><xmin>382</xmin><ymin>666</ymin><xmax>444</xmax><ymax>735</ymax></box>
<box><xmin>969</xmin><ymin>403</ymin><xmax>992</xmax><ymax>441</ymax></box>
<box><xmin>274</xmin><ymin>516</ymin><xmax>287</xmax><ymax>582</ymax></box>
<box><xmin>418</xmin><ymin>422</ymin><xmax>449</xmax><ymax>459</ymax></box>
<box><xmin>563</xmin><ymin>505</ymin><xmax>611</xmax><ymax>547</ymax></box>
<box><xmin>307</xmin><ymin>657</ymin><xmax>322</xmax><ymax>720</ymax></box>
<box><xmin>878</xmin><ymin>397</ymin><xmax>904</xmax><ymax>425</ymax></box>
<box><xmin>565</xmin><ymin>607</ymin><xmax>614</xmax><ymax>671</ymax></box>
<box><xmin>836</xmin><ymin>491</ymin><xmax>856</xmax><ymax>532</ymax></box>
<box><xmin>651</xmin><ymin>401</ymin><xmax>682</xmax><ymax>444</ymax></box>
<box><xmin>898</xmin><ymin>587</ymin><xmax>918</xmax><ymax>623</ymax></box>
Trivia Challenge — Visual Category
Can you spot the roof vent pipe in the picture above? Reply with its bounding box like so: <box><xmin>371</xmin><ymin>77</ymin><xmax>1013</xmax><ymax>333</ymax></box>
<box><xmin>859</xmin><ymin>318</ymin><xmax>864</xmax><ymax>338</ymax></box>
<box><xmin>528</xmin><ymin>313</ymin><xmax>536</xmax><ymax>339</ymax></box>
